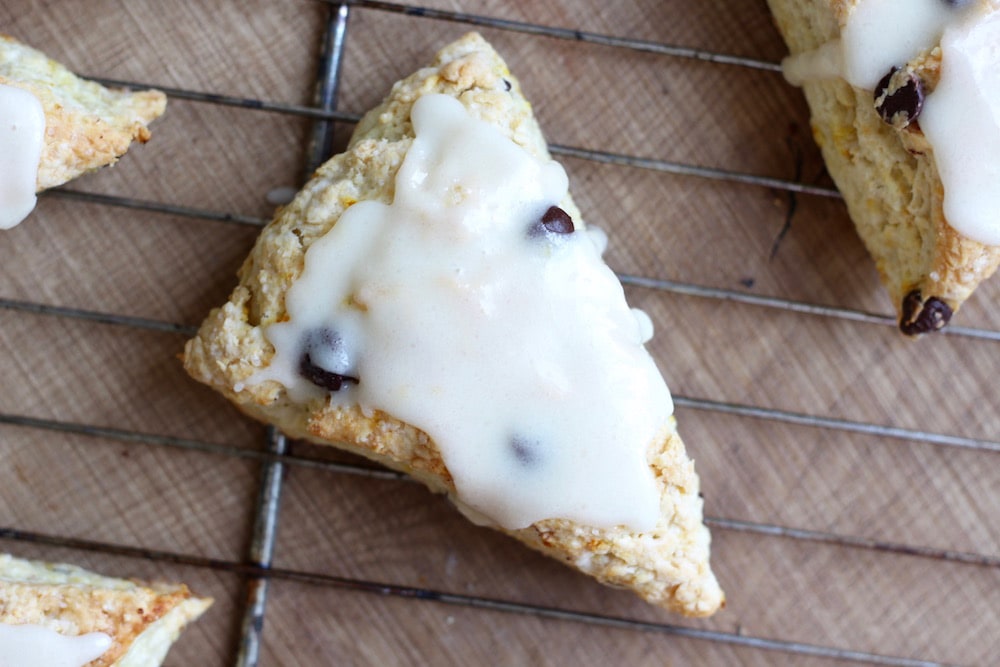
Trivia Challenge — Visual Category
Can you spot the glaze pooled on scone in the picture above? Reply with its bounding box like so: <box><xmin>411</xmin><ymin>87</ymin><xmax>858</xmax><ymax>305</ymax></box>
<box><xmin>782</xmin><ymin>0</ymin><xmax>1000</xmax><ymax>246</ymax></box>
<box><xmin>248</xmin><ymin>93</ymin><xmax>672</xmax><ymax>532</ymax></box>
<box><xmin>0</xmin><ymin>84</ymin><xmax>45</xmax><ymax>229</ymax></box>
<box><xmin>0</xmin><ymin>624</ymin><xmax>111</xmax><ymax>667</ymax></box>
<box><xmin>920</xmin><ymin>9</ymin><xmax>1000</xmax><ymax>246</ymax></box>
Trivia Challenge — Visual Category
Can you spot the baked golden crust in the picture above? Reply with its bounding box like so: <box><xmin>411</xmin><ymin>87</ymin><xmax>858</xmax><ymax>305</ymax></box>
<box><xmin>0</xmin><ymin>34</ymin><xmax>165</xmax><ymax>191</ymax></box>
<box><xmin>0</xmin><ymin>553</ymin><xmax>211</xmax><ymax>667</ymax></box>
<box><xmin>183</xmin><ymin>32</ymin><xmax>723</xmax><ymax>617</ymax></box>
<box><xmin>767</xmin><ymin>0</ymin><xmax>1000</xmax><ymax>334</ymax></box>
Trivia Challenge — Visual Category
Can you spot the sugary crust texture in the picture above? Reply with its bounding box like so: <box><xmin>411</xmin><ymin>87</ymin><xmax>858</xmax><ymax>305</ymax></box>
<box><xmin>0</xmin><ymin>34</ymin><xmax>166</xmax><ymax>191</ymax></box>
<box><xmin>183</xmin><ymin>32</ymin><xmax>723</xmax><ymax>617</ymax></box>
<box><xmin>0</xmin><ymin>553</ymin><xmax>211</xmax><ymax>667</ymax></box>
<box><xmin>766</xmin><ymin>0</ymin><xmax>1000</xmax><ymax>332</ymax></box>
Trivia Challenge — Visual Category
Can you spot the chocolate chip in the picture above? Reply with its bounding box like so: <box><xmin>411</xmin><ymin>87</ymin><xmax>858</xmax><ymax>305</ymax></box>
<box><xmin>874</xmin><ymin>67</ymin><xmax>924</xmax><ymax>129</ymax></box>
<box><xmin>298</xmin><ymin>327</ymin><xmax>358</xmax><ymax>391</ymax></box>
<box><xmin>527</xmin><ymin>205</ymin><xmax>575</xmax><ymax>239</ymax></box>
<box><xmin>510</xmin><ymin>437</ymin><xmax>541</xmax><ymax>467</ymax></box>
<box><xmin>899</xmin><ymin>290</ymin><xmax>953</xmax><ymax>335</ymax></box>
<box><xmin>300</xmin><ymin>354</ymin><xmax>358</xmax><ymax>391</ymax></box>
<box><xmin>502</xmin><ymin>78</ymin><xmax>512</xmax><ymax>92</ymax></box>
<box><xmin>542</xmin><ymin>206</ymin><xmax>575</xmax><ymax>234</ymax></box>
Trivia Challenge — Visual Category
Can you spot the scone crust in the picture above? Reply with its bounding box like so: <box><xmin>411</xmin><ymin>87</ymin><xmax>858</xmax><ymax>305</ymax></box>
<box><xmin>0</xmin><ymin>554</ymin><xmax>211</xmax><ymax>667</ymax></box>
<box><xmin>0</xmin><ymin>34</ymin><xmax>166</xmax><ymax>191</ymax></box>
<box><xmin>767</xmin><ymin>0</ymin><xmax>1000</xmax><ymax>331</ymax></box>
<box><xmin>184</xmin><ymin>32</ymin><xmax>723</xmax><ymax>617</ymax></box>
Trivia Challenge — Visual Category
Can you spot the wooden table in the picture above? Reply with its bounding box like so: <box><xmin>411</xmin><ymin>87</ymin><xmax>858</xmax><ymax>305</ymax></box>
<box><xmin>1</xmin><ymin>1</ymin><xmax>997</xmax><ymax>665</ymax></box>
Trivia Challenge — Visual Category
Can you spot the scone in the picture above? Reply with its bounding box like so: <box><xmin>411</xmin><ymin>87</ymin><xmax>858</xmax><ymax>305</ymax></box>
<box><xmin>0</xmin><ymin>553</ymin><xmax>211</xmax><ymax>667</ymax></box>
<box><xmin>0</xmin><ymin>34</ymin><xmax>166</xmax><ymax>229</ymax></box>
<box><xmin>768</xmin><ymin>0</ymin><xmax>1000</xmax><ymax>334</ymax></box>
<box><xmin>183</xmin><ymin>33</ymin><xmax>724</xmax><ymax>617</ymax></box>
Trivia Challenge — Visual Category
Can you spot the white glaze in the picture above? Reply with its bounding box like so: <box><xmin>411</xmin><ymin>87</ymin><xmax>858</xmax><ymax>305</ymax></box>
<box><xmin>0</xmin><ymin>624</ymin><xmax>111</xmax><ymax>667</ymax></box>
<box><xmin>780</xmin><ymin>1</ymin><xmax>1000</xmax><ymax>245</ymax></box>
<box><xmin>265</xmin><ymin>186</ymin><xmax>298</xmax><ymax>206</ymax></box>
<box><xmin>920</xmin><ymin>10</ymin><xmax>1000</xmax><ymax>245</ymax></box>
<box><xmin>782</xmin><ymin>0</ymin><xmax>977</xmax><ymax>87</ymax></box>
<box><xmin>253</xmin><ymin>94</ymin><xmax>671</xmax><ymax>531</ymax></box>
<box><xmin>781</xmin><ymin>40</ymin><xmax>844</xmax><ymax>87</ymax></box>
<box><xmin>0</xmin><ymin>84</ymin><xmax>45</xmax><ymax>230</ymax></box>
<box><xmin>840</xmin><ymin>0</ymin><xmax>961</xmax><ymax>89</ymax></box>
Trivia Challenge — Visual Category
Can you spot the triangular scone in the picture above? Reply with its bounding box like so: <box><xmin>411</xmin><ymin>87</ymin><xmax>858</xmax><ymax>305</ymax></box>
<box><xmin>183</xmin><ymin>32</ymin><xmax>723</xmax><ymax>617</ymax></box>
<box><xmin>0</xmin><ymin>553</ymin><xmax>211</xmax><ymax>667</ymax></box>
<box><xmin>767</xmin><ymin>0</ymin><xmax>1000</xmax><ymax>334</ymax></box>
<box><xmin>0</xmin><ymin>35</ymin><xmax>165</xmax><ymax>228</ymax></box>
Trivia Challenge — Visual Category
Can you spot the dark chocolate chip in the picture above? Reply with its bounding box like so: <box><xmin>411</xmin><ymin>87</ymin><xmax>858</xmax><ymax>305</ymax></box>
<box><xmin>874</xmin><ymin>67</ymin><xmax>924</xmax><ymax>129</ymax></box>
<box><xmin>502</xmin><ymin>78</ymin><xmax>512</xmax><ymax>92</ymax></box>
<box><xmin>510</xmin><ymin>437</ymin><xmax>541</xmax><ymax>467</ymax></box>
<box><xmin>527</xmin><ymin>205</ymin><xmax>575</xmax><ymax>239</ymax></box>
<box><xmin>299</xmin><ymin>353</ymin><xmax>358</xmax><ymax>391</ymax></box>
<box><xmin>298</xmin><ymin>327</ymin><xmax>359</xmax><ymax>391</ymax></box>
<box><xmin>899</xmin><ymin>290</ymin><xmax>953</xmax><ymax>335</ymax></box>
<box><xmin>541</xmin><ymin>206</ymin><xmax>574</xmax><ymax>234</ymax></box>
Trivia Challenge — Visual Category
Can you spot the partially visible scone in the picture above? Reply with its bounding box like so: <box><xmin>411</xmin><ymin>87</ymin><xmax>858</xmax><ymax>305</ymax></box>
<box><xmin>184</xmin><ymin>32</ymin><xmax>724</xmax><ymax>617</ymax></box>
<box><xmin>0</xmin><ymin>553</ymin><xmax>211</xmax><ymax>667</ymax></box>
<box><xmin>768</xmin><ymin>0</ymin><xmax>1000</xmax><ymax>334</ymax></box>
<box><xmin>0</xmin><ymin>34</ymin><xmax>165</xmax><ymax>228</ymax></box>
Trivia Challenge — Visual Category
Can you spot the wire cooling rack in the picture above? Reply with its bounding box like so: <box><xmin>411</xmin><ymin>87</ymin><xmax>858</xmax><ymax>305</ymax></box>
<box><xmin>1</xmin><ymin>1</ymin><xmax>998</xmax><ymax>665</ymax></box>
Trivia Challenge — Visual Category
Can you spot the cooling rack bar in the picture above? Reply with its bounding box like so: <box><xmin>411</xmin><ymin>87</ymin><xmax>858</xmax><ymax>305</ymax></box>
<box><xmin>620</xmin><ymin>274</ymin><xmax>1000</xmax><ymax>342</ymax></box>
<box><xmin>0</xmin><ymin>412</ymin><xmax>276</xmax><ymax>465</ymax></box>
<box><xmin>337</xmin><ymin>0</ymin><xmax>784</xmax><ymax>73</ymax></box>
<box><xmin>707</xmin><ymin>517</ymin><xmax>1000</xmax><ymax>569</ymax></box>
<box><xmin>234</xmin><ymin>428</ymin><xmax>287</xmax><ymax>667</ymax></box>
<box><xmin>551</xmin><ymin>143</ymin><xmax>840</xmax><ymax>198</ymax></box>
<box><xmin>44</xmin><ymin>188</ymin><xmax>269</xmax><ymax>227</ymax></box>
<box><xmin>232</xmin><ymin>5</ymin><xmax>352</xmax><ymax>666</ymax></box>
<box><xmin>48</xmin><ymin>145</ymin><xmax>833</xmax><ymax>223</ymax></box>
<box><xmin>7</xmin><ymin>389</ymin><xmax>999</xmax><ymax>480</ymax></box>
<box><xmin>6</xmin><ymin>269</ymin><xmax>999</xmax><ymax>348</ymax></box>
<box><xmin>0</xmin><ymin>525</ymin><xmax>954</xmax><ymax>667</ymax></box>
<box><xmin>82</xmin><ymin>75</ymin><xmax>835</xmax><ymax>198</ymax></box>
<box><xmin>4</xmin><ymin>410</ymin><xmax>997</xmax><ymax>572</ymax></box>
<box><xmin>674</xmin><ymin>396</ymin><xmax>1000</xmax><ymax>455</ymax></box>
<box><xmin>0</xmin><ymin>296</ymin><xmax>196</xmax><ymax>336</ymax></box>
<box><xmin>0</xmin><ymin>411</ymin><xmax>406</xmax><ymax>480</ymax></box>
<box><xmin>87</xmin><ymin>76</ymin><xmax>361</xmax><ymax>124</ymax></box>
<box><xmin>306</xmin><ymin>2</ymin><xmax>352</xmax><ymax>171</ymax></box>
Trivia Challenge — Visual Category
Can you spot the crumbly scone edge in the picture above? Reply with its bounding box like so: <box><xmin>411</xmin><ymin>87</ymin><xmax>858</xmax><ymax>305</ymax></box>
<box><xmin>0</xmin><ymin>553</ymin><xmax>211</xmax><ymax>667</ymax></box>
<box><xmin>0</xmin><ymin>34</ymin><xmax>166</xmax><ymax>191</ymax></box>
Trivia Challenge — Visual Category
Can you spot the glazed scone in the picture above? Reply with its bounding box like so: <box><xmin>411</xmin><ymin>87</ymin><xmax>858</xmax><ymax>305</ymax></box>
<box><xmin>183</xmin><ymin>32</ymin><xmax>724</xmax><ymax>617</ymax></box>
<box><xmin>0</xmin><ymin>34</ymin><xmax>166</xmax><ymax>229</ymax></box>
<box><xmin>0</xmin><ymin>553</ymin><xmax>211</xmax><ymax>667</ymax></box>
<box><xmin>767</xmin><ymin>0</ymin><xmax>1000</xmax><ymax>334</ymax></box>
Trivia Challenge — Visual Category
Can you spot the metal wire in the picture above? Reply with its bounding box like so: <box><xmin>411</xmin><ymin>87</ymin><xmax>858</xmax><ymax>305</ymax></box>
<box><xmin>4</xmin><ymin>408</ymin><xmax>996</xmax><ymax>573</ymax></box>
<box><xmin>233</xmin><ymin>5</ymin><xmax>351</xmax><ymax>666</ymax></box>
<box><xmin>0</xmin><ymin>525</ymin><xmax>958</xmax><ymax>667</ymax></box>
<box><xmin>334</xmin><ymin>0</ymin><xmax>785</xmax><ymax>73</ymax></box>
<box><xmin>2</xmin><ymin>3</ymin><xmax>996</xmax><ymax>667</ymax></box>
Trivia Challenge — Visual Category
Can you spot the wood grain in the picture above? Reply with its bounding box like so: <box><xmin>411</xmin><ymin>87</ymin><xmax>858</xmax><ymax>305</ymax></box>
<box><xmin>0</xmin><ymin>1</ymin><xmax>997</xmax><ymax>665</ymax></box>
